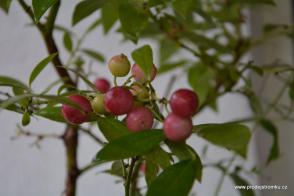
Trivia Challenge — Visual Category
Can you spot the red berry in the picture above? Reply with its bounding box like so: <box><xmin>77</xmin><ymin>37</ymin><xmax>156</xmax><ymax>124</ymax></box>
<box><xmin>95</xmin><ymin>78</ymin><xmax>110</xmax><ymax>93</ymax></box>
<box><xmin>170</xmin><ymin>89</ymin><xmax>199</xmax><ymax>118</ymax></box>
<box><xmin>61</xmin><ymin>95</ymin><xmax>92</xmax><ymax>124</ymax></box>
<box><xmin>104</xmin><ymin>86</ymin><xmax>134</xmax><ymax>115</ymax></box>
<box><xmin>163</xmin><ymin>113</ymin><xmax>192</xmax><ymax>142</ymax></box>
<box><xmin>108</xmin><ymin>54</ymin><xmax>131</xmax><ymax>77</ymax></box>
<box><xmin>126</xmin><ymin>107</ymin><xmax>154</xmax><ymax>132</ymax></box>
<box><xmin>131</xmin><ymin>63</ymin><xmax>157</xmax><ymax>83</ymax></box>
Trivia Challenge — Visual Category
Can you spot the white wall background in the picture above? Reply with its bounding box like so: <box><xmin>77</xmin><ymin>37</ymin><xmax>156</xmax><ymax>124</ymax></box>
<box><xmin>1</xmin><ymin>1</ymin><xmax>291</xmax><ymax>196</ymax></box>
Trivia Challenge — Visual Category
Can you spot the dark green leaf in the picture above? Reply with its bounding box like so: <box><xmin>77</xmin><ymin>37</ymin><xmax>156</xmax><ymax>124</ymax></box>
<box><xmin>118</xmin><ymin>2</ymin><xmax>148</xmax><ymax>42</ymax></box>
<box><xmin>259</xmin><ymin>119</ymin><xmax>280</xmax><ymax>164</ymax></box>
<box><xmin>0</xmin><ymin>75</ymin><xmax>30</xmax><ymax>90</ymax></box>
<box><xmin>145</xmin><ymin>146</ymin><xmax>172</xmax><ymax>169</ymax></box>
<box><xmin>29</xmin><ymin>53</ymin><xmax>57</xmax><ymax>86</ymax></box>
<box><xmin>230</xmin><ymin>174</ymin><xmax>255</xmax><ymax>196</ymax></box>
<box><xmin>159</xmin><ymin>38</ymin><xmax>179</xmax><ymax>64</ymax></box>
<box><xmin>32</xmin><ymin>0</ymin><xmax>58</xmax><ymax>22</ymax></box>
<box><xmin>131</xmin><ymin>45</ymin><xmax>153</xmax><ymax>80</ymax></box>
<box><xmin>172</xmin><ymin>0</ymin><xmax>199</xmax><ymax>19</ymax></box>
<box><xmin>21</xmin><ymin>111</ymin><xmax>31</xmax><ymax>126</ymax></box>
<box><xmin>35</xmin><ymin>106</ymin><xmax>65</xmax><ymax>122</ymax></box>
<box><xmin>158</xmin><ymin>60</ymin><xmax>187</xmax><ymax>74</ymax></box>
<box><xmin>97</xmin><ymin>117</ymin><xmax>130</xmax><ymax>141</ymax></box>
<box><xmin>95</xmin><ymin>130</ymin><xmax>165</xmax><ymax>161</ymax></box>
<box><xmin>194</xmin><ymin>123</ymin><xmax>251</xmax><ymax>158</ymax></box>
<box><xmin>0</xmin><ymin>0</ymin><xmax>12</xmax><ymax>13</ymax></box>
<box><xmin>72</xmin><ymin>0</ymin><xmax>106</xmax><ymax>26</ymax></box>
<box><xmin>147</xmin><ymin>159</ymin><xmax>197</xmax><ymax>196</ymax></box>
<box><xmin>101</xmin><ymin>0</ymin><xmax>119</xmax><ymax>33</ymax></box>
<box><xmin>231</xmin><ymin>0</ymin><xmax>275</xmax><ymax>6</ymax></box>
<box><xmin>63</xmin><ymin>32</ymin><xmax>73</xmax><ymax>52</ymax></box>
<box><xmin>145</xmin><ymin>160</ymin><xmax>159</xmax><ymax>186</ymax></box>
<box><xmin>81</xmin><ymin>49</ymin><xmax>105</xmax><ymax>62</ymax></box>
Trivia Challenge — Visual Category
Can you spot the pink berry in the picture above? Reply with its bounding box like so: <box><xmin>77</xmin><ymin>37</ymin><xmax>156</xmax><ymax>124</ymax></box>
<box><xmin>163</xmin><ymin>113</ymin><xmax>192</xmax><ymax>142</ymax></box>
<box><xmin>126</xmin><ymin>107</ymin><xmax>154</xmax><ymax>132</ymax></box>
<box><xmin>131</xmin><ymin>63</ymin><xmax>157</xmax><ymax>83</ymax></box>
<box><xmin>95</xmin><ymin>78</ymin><xmax>110</xmax><ymax>93</ymax></box>
<box><xmin>104</xmin><ymin>86</ymin><xmax>134</xmax><ymax>115</ymax></box>
<box><xmin>170</xmin><ymin>89</ymin><xmax>199</xmax><ymax>118</ymax></box>
<box><xmin>61</xmin><ymin>95</ymin><xmax>92</xmax><ymax>124</ymax></box>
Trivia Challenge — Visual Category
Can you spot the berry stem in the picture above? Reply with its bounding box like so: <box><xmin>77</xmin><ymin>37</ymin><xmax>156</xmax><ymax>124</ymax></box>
<box><xmin>125</xmin><ymin>157</ymin><xmax>136</xmax><ymax>196</ymax></box>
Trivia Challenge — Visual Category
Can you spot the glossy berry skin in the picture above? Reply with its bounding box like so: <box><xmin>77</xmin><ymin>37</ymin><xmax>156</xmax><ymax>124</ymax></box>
<box><xmin>95</xmin><ymin>78</ymin><xmax>110</xmax><ymax>93</ymax></box>
<box><xmin>131</xmin><ymin>63</ymin><xmax>157</xmax><ymax>83</ymax></box>
<box><xmin>108</xmin><ymin>54</ymin><xmax>131</xmax><ymax>77</ymax></box>
<box><xmin>126</xmin><ymin>107</ymin><xmax>154</xmax><ymax>132</ymax></box>
<box><xmin>104</xmin><ymin>86</ymin><xmax>134</xmax><ymax>115</ymax></box>
<box><xmin>170</xmin><ymin>89</ymin><xmax>199</xmax><ymax>118</ymax></box>
<box><xmin>62</xmin><ymin>95</ymin><xmax>92</xmax><ymax>124</ymax></box>
<box><xmin>163</xmin><ymin>113</ymin><xmax>192</xmax><ymax>142</ymax></box>
<box><xmin>91</xmin><ymin>94</ymin><xmax>106</xmax><ymax>114</ymax></box>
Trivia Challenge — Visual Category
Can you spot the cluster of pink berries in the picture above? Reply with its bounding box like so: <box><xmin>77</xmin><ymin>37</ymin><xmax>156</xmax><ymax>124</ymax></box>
<box><xmin>61</xmin><ymin>54</ymin><xmax>198</xmax><ymax>142</ymax></box>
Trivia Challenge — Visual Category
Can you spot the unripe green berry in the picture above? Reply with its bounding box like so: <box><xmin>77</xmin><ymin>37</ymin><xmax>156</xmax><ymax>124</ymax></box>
<box><xmin>108</xmin><ymin>54</ymin><xmax>131</xmax><ymax>77</ymax></box>
<box><xmin>91</xmin><ymin>94</ymin><xmax>106</xmax><ymax>114</ymax></box>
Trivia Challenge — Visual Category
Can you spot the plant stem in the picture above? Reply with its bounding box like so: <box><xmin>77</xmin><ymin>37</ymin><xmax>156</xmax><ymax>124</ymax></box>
<box><xmin>125</xmin><ymin>158</ymin><xmax>136</xmax><ymax>196</ymax></box>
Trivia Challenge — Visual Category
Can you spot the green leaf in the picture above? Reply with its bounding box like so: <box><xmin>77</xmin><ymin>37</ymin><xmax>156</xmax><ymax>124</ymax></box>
<box><xmin>0</xmin><ymin>94</ymin><xmax>33</xmax><ymax>110</ymax></box>
<box><xmin>259</xmin><ymin>119</ymin><xmax>280</xmax><ymax>164</ymax></box>
<box><xmin>72</xmin><ymin>0</ymin><xmax>106</xmax><ymax>26</ymax></box>
<box><xmin>145</xmin><ymin>146</ymin><xmax>172</xmax><ymax>169</ymax></box>
<box><xmin>32</xmin><ymin>0</ymin><xmax>58</xmax><ymax>22</ymax></box>
<box><xmin>104</xmin><ymin>161</ymin><xmax>124</xmax><ymax>177</ymax></box>
<box><xmin>97</xmin><ymin>117</ymin><xmax>130</xmax><ymax>141</ymax></box>
<box><xmin>63</xmin><ymin>32</ymin><xmax>73</xmax><ymax>52</ymax></box>
<box><xmin>145</xmin><ymin>160</ymin><xmax>159</xmax><ymax>186</ymax></box>
<box><xmin>194</xmin><ymin>123</ymin><xmax>251</xmax><ymax>158</ymax></box>
<box><xmin>0</xmin><ymin>0</ymin><xmax>12</xmax><ymax>13</ymax></box>
<box><xmin>231</xmin><ymin>0</ymin><xmax>275</xmax><ymax>6</ymax></box>
<box><xmin>81</xmin><ymin>49</ymin><xmax>105</xmax><ymax>63</ymax></box>
<box><xmin>95</xmin><ymin>130</ymin><xmax>165</xmax><ymax>161</ymax></box>
<box><xmin>166</xmin><ymin>142</ymin><xmax>202</xmax><ymax>181</ymax></box>
<box><xmin>21</xmin><ymin>111</ymin><xmax>31</xmax><ymax>126</ymax></box>
<box><xmin>131</xmin><ymin>45</ymin><xmax>153</xmax><ymax>80</ymax></box>
<box><xmin>35</xmin><ymin>106</ymin><xmax>65</xmax><ymax>122</ymax></box>
<box><xmin>159</xmin><ymin>38</ymin><xmax>179</xmax><ymax>64</ymax></box>
<box><xmin>230</xmin><ymin>174</ymin><xmax>255</xmax><ymax>196</ymax></box>
<box><xmin>147</xmin><ymin>159</ymin><xmax>197</xmax><ymax>196</ymax></box>
<box><xmin>29</xmin><ymin>53</ymin><xmax>57</xmax><ymax>86</ymax></box>
<box><xmin>101</xmin><ymin>0</ymin><xmax>119</xmax><ymax>33</ymax></box>
<box><xmin>158</xmin><ymin>60</ymin><xmax>187</xmax><ymax>74</ymax></box>
<box><xmin>172</xmin><ymin>0</ymin><xmax>199</xmax><ymax>19</ymax></box>
<box><xmin>118</xmin><ymin>2</ymin><xmax>148</xmax><ymax>42</ymax></box>
<box><xmin>0</xmin><ymin>75</ymin><xmax>30</xmax><ymax>90</ymax></box>
<box><xmin>63</xmin><ymin>67</ymin><xmax>97</xmax><ymax>90</ymax></box>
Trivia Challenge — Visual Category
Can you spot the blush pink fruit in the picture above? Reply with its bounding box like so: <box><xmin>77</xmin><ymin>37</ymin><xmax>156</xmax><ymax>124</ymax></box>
<box><xmin>131</xmin><ymin>63</ymin><xmax>157</xmax><ymax>83</ymax></box>
<box><xmin>104</xmin><ymin>86</ymin><xmax>134</xmax><ymax>115</ymax></box>
<box><xmin>126</xmin><ymin>107</ymin><xmax>154</xmax><ymax>132</ymax></box>
<box><xmin>170</xmin><ymin>89</ymin><xmax>199</xmax><ymax>118</ymax></box>
<box><xmin>163</xmin><ymin>113</ymin><xmax>192</xmax><ymax>142</ymax></box>
<box><xmin>61</xmin><ymin>95</ymin><xmax>92</xmax><ymax>124</ymax></box>
<box><xmin>95</xmin><ymin>78</ymin><xmax>110</xmax><ymax>93</ymax></box>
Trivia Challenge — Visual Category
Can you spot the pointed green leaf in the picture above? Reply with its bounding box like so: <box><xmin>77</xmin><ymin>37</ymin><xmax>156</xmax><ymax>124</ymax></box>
<box><xmin>97</xmin><ymin>117</ymin><xmax>130</xmax><ymax>141</ymax></box>
<box><xmin>29</xmin><ymin>53</ymin><xmax>57</xmax><ymax>86</ymax></box>
<box><xmin>81</xmin><ymin>49</ymin><xmax>105</xmax><ymax>62</ymax></box>
<box><xmin>147</xmin><ymin>159</ymin><xmax>197</xmax><ymax>196</ymax></box>
<box><xmin>131</xmin><ymin>45</ymin><xmax>153</xmax><ymax>80</ymax></box>
<box><xmin>194</xmin><ymin>123</ymin><xmax>251</xmax><ymax>158</ymax></box>
<box><xmin>63</xmin><ymin>32</ymin><xmax>73</xmax><ymax>52</ymax></box>
<box><xmin>0</xmin><ymin>76</ymin><xmax>30</xmax><ymax>90</ymax></box>
<box><xmin>35</xmin><ymin>106</ymin><xmax>65</xmax><ymax>122</ymax></box>
<box><xmin>0</xmin><ymin>0</ymin><xmax>12</xmax><ymax>13</ymax></box>
<box><xmin>32</xmin><ymin>0</ymin><xmax>58</xmax><ymax>22</ymax></box>
<box><xmin>145</xmin><ymin>146</ymin><xmax>172</xmax><ymax>169</ymax></box>
<box><xmin>72</xmin><ymin>0</ymin><xmax>106</xmax><ymax>26</ymax></box>
<box><xmin>95</xmin><ymin>130</ymin><xmax>165</xmax><ymax>161</ymax></box>
<box><xmin>101</xmin><ymin>0</ymin><xmax>119</xmax><ymax>33</ymax></box>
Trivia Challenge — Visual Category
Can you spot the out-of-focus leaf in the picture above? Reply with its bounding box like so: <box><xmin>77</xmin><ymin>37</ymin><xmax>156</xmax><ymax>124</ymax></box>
<box><xmin>158</xmin><ymin>60</ymin><xmax>187</xmax><ymax>74</ymax></box>
<box><xmin>145</xmin><ymin>146</ymin><xmax>172</xmax><ymax>169</ymax></box>
<box><xmin>81</xmin><ymin>49</ymin><xmax>105</xmax><ymax>62</ymax></box>
<box><xmin>131</xmin><ymin>45</ymin><xmax>153</xmax><ymax>79</ymax></box>
<box><xmin>29</xmin><ymin>53</ymin><xmax>57</xmax><ymax>86</ymax></box>
<box><xmin>231</xmin><ymin>0</ymin><xmax>275</xmax><ymax>6</ymax></box>
<box><xmin>194</xmin><ymin>123</ymin><xmax>251</xmax><ymax>158</ymax></box>
<box><xmin>63</xmin><ymin>32</ymin><xmax>73</xmax><ymax>52</ymax></box>
<box><xmin>146</xmin><ymin>159</ymin><xmax>197</xmax><ymax>196</ymax></box>
<box><xmin>101</xmin><ymin>0</ymin><xmax>119</xmax><ymax>33</ymax></box>
<box><xmin>145</xmin><ymin>160</ymin><xmax>159</xmax><ymax>186</ymax></box>
<box><xmin>35</xmin><ymin>106</ymin><xmax>65</xmax><ymax>122</ymax></box>
<box><xmin>172</xmin><ymin>0</ymin><xmax>199</xmax><ymax>19</ymax></box>
<box><xmin>259</xmin><ymin>119</ymin><xmax>280</xmax><ymax>164</ymax></box>
<box><xmin>95</xmin><ymin>130</ymin><xmax>165</xmax><ymax>161</ymax></box>
<box><xmin>72</xmin><ymin>0</ymin><xmax>106</xmax><ymax>26</ymax></box>
<box><xmin>0</xmin><ymin>0</ymin><xmax>12</xmax><ymax>13</ymax></box>
<box><xmin>21</xmin><ymin>111</ymin><xmax>31</xmax><ymax>126</ymax></box>
<box><xmin>0</xmin><ymin>76</ymin><xmax>30</xmax><ymax>90</ymax></box>
<box><xmin>97</xmin><ymin>117</ymin><xmax>130</xmax><ymax>141</ymax></box>
<box><xmin>159</xmin><ymin>38</ymin><xmax>179</xmax><ymax>64</ymax></box>
<box><xmin>104</xmin><ymin>161</ymin><xmax>124</xmax><ymax>177</ymax></box>
<box><xmin>32</xmin><ymin>0</ymin><xmax>58</xmax><ymax>22</ymax></box>
<box><xmin>118</xmin><ymin>2</ymin><xmax>148</xmax><ymax>42</ymax></box>
<box><xmin>0</xmin><ymin>94</ymin><xmax>32</xmax><ymax>110</ymax></box>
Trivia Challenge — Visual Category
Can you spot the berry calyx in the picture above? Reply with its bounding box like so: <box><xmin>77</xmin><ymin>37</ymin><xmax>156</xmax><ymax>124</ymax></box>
<box><xmin>163</xmin><ymin>113</ymin><xmax>192</xmax><ymax>142</ymax></box>
<box><xmin>91</xmin><ymin>94</ymin><xmax>106</xmax><ymax>114</ymax></box>
<box><xmin>131</xmin><ymin>63</ymin><xmax>157</xmax><ymax>83</ymax></box>
<box><xmin>95</xmin><ymin>78</ymin><xmax>110</xmax><ymax>93</ymax></box>
<box><xmin>170</xmin><ymin>89</ymin><xmax>199</xmax><ymax>118</ymax></box>
<box><xmin>126</xmin><ymin>107</ymin><xmax>154</xmax><ymax>132</ymax></box>
<box><xmin>108</xmin><ymin>54</ymin><xmax>131</xmax><ymax>77</ymax></box>
<box><xmin>61</xmin><ymin>95</ymin><xmax>92</xmax><ymax>124</ymax></box>
<box><xmin>130</xmin><ymin>84</ymin><xmax>149</xmax><ymax>100</ymax></box>
<box><xmin>104</xmin><ymin>86</ymin><xmax>134</xmax><ymax>115</ymax></box>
